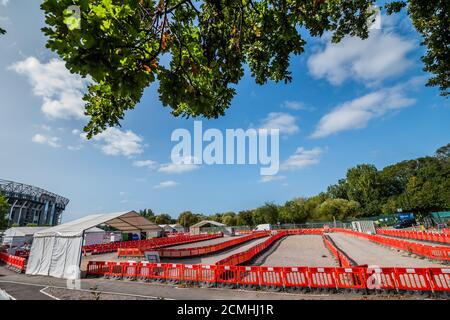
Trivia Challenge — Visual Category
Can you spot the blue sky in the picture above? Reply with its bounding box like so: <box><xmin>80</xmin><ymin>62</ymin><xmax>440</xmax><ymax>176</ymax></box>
<box><xmin>1</xmin><ymin>1</ymin><xmax>449</xmax><ymax>222</ymax></box>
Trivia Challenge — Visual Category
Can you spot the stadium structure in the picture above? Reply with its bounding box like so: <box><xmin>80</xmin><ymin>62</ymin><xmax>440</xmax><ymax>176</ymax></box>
<box><xmin>0</xmin><ymin>179</ymin><xmax>69</xmax><ymax>227</ymax></box>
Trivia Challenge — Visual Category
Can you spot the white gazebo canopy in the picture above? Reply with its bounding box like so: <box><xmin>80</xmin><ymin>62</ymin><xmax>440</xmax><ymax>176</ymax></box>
<box><xmin>26</xmin><ymin>211</ymin><xmax>160</xmax><ymax>279</ymax></box>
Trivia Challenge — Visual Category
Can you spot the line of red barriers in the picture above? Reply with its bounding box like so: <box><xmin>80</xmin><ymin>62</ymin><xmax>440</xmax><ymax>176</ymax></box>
<box><xmin>322</xmin><ymin>235</ymin><xmax>354</xmax><ymax>268</ymax></box>
<box><xmin>117</xmin><ymin>233</ymin><xmax>224</xmax><ymax>257</ymax></box>
<box><xmin>331</xmin><ymin>228</ymin><xmax>450</xmax><ymax>262</ymax></box>
<box><xmin>376</xmin><ymin>228</ymin><xmax>450</xmax><ymax>245</ymax></box>
<box><xmin>86</xmin><ymin>261</ymin><xmax>450</xmax><ymax>295</ymax></box>
<box><xmin>159</xmin><ymin>231</ymin><xmax>271</xmax><ymax>258</ymax></box>
<box><xmin>213</xmin><ymin>229</ymin><xmax>325</xmax><ymax>265</ymax></box>
<box><xmin>83</xmin><ymin>233</ymin><xmax>222</xmax><ymax>256</ymax></box>
<box><xmin>0</xmin><ymin>252</ymin><xmax>26</xmax><ymax>273</ymax></box>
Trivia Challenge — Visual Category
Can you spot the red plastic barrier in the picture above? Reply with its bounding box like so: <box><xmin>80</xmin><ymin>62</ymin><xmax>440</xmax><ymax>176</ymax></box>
<box><xmin>216</xmin><ymin>265</ymin><xmax>238</xmax><ymax>286</ymax></box>
<box><xmin>283</xmin><ymin>267</ymin><xmax>309</xmax><ymax>289</ymax></box>
<box><xmin>159</xmin><ymin>232</ymin><xmax>270</xmax><ymax>258</ymax></box>
<box><xmin>197</xmin><ymin>265</ymin><xmax>217</xmax><ymax>284</ymax></box>
<box><xmin>365</xmin><ymin>267</ymin><xmax>397</xmax><ymax>291</ymax></box>
<box><xmin>428</xmin><ymin>268</ymin><xmax>450</xmax><ymax>292</ymax></box>
<box><xmin>334</xmin><ymin>267</ymin><xmax>367</xmax><ymax>290</ymax></box>
<box><xmin>237</xmin><ymin>266</ymin><xmax>260</xmax><ymax>287</ymax></box>
<box><xmin>376</xmin><ymin>229</ymin><xmax>450</xmax><ymax>245</ymax></box>
<box><xmin>86</xmin><ymin>260</ymin><xmax>450</xmax><ymax>294</ymax></box>
<box><xmin>307</xmin><ymin>267</ymin><xmax>337</xmax><ymax>289</ymax></box>
<box><xmin>84</xmin><ymin>233</ymin><xmax>223</xmax><ymax>256</ymax></box>
<box><xmin>394</xmin><ymin>267</ymin><xmax>432</xmax><ymax>292</ymax></box>
<box><xmin>331</xmin><ymin>228</ymin><xmax>450</xmax><ymax>262</ymax></box>
<box><xmin>259</xmin><ymin>266</ymin><xmax>283</xmax><ymax>288</ymax></box>
<box><xmin>105</xmin><ymin>262</ymin><xmax>123</xmax><ymax>279</ymax></box>
<box><xmin>0</xmin><ymin>252</ymin><xmax>26</xmax><ymax>273</ymax></box>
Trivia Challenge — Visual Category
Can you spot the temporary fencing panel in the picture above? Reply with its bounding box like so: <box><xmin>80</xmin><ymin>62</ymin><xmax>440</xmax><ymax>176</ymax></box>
<box><xmin>307</xmin><ymin>267</ymin><xmax>337</xmax><ymax>289</ymax></box>
<box><xmin>216</xmin><ymin>265</ymin><xmax>237</xmax><ymax>286</ymax></box>
<box><xmin>334</xmin><ymin>267</ymin><xmax>366</xmax><ymax>290</ymax></box>
<box><xmin>183</xmin><ymin>264</ymin><xmax>198</xmax><ymax>282</ymax></box>
<box><xmin>428</xmin><ymin>268</ymin><xmax>450</xmax><ymax>292</ymax></box>
<box><xmin>259</xmin><ymin>266</ymin><xmax>283</xmax><ymax>289</ymax></box>
<box><xmin>237</xmin><ymin>266</ymin><xmax>260</xmax><ymax>287</ymax></box>
<box><xmin>283</xmin><ymin>267</ymin><xmax>309</xmax><ymax>289</ymax></box>
<box><xmin>365</xmin><ymin>267</ymin><xmax>397</xmax><ymax>291</ymax></box>
<box><xmin>394</xmin><ymin>268</ymin><xmax>432</xmax><ymax>292</ymax></box>
<box><xmin>197</xmin><ymin>265</ymin><xmax>217</xmax><ymax>285</ymax></box>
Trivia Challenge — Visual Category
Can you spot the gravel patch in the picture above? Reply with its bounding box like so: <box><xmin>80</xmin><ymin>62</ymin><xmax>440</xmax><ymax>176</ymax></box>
<box><xmin>329</xmin><ymin>233</ymin><xmax>448</xmax><ymax>267</ymax></box>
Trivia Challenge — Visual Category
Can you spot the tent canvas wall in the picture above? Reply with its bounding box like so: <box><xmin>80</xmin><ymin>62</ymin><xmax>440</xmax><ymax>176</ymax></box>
<box><xmin>2</xmin><ymin>227</ymin><xmax>49</xmax><ymax>247</ymax></box>
<box><xmin>26</xmin><ymin>211</ymin><xmax>161</xmax><ymax>279</ymax></box>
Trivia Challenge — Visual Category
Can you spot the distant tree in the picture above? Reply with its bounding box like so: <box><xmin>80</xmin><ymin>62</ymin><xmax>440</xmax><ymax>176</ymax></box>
<box><xmin>0</xmin><ymin>195</ymin><xmax>9</xmax><ymax>230</ymax></box>
<box><xmin>155</xmin><ymin>213</ymin><xmax>172</xmax><ymax>224</ymax></box>
<box><xmin>253</xmin><ymin>203</ymin><xmax>279</xmax><ymax>225</ymax></box>
<box><xmin>435</xmin><ymin>143</ymin><xmax>450</xmax><ymax>160</ymax></box>
<box><xmin>316</xmin><ymin>198</ymin><xmax>361</xmax><ymax>221</ymax></box>
<box><xmin>221</xmin><ymin>212</ymin><xmax>237</xmax><ymax>226</ymax></box>
<box><xmin>178</xmin><ymin>211</ymin><xmax>201</xmax><ymax>228</ymax></box>
<box><xmin>279</xmin><ymin>198</ymin><xmax>310</xmax><ymax>224</ymax></box>
<box><xmin>139</xmin><ymin>208</ymin><xmax>155</xmax><ymax>222</ymax></box>
<box><xmin>236</xmin><ymin>210</ymin><xmax>254</xmax><ymax>226</ymax></box>
<box><xmin>345</xmin><ymin>164</ymin><xmax>384</xmax><ymax>216</ymax></box>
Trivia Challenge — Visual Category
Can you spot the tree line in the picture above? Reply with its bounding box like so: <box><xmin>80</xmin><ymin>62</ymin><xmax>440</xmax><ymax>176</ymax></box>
<box><xmin>139</xmin><ymin>143</ymin><xmax>449</xmax><ymax>227</ymax></box>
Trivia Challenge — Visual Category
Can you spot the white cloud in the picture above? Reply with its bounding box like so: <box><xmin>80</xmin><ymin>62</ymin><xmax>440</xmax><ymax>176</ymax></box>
<box><xmin>311</xmin><ymin>82</ymin><xmax>418</xmax><ymax>138</ymax></box>
<box><xmin>259</xmin><ymin>175</ymin><xmax>286</xmax><ymax>183</ymax></box>
<box><xmin>91</xmin><ymin>127</ymin><xmax>144</xmax><ymax>157</ymax></box>
<box><xmin>32</xmin><ymin>134</ymin><xmax>61</xmax><ymax>148</ymax></box>
<box><xmin>282</xmin><ymin>101</ymin><xmax>307</xmax><ymax>110</ymax></box>
<box><xmin>1</xmin><ymin>0</ymin><xmax>9</xmax><ymax>6</ymax></box>
<box><xmin>259</xmin><ymin>112</ymin><xmax>299</xmax><ymax>135</ymax></box>
<box><xmin>67</xmin><ymin>145</ymin><xmax>82</xmax><ymax>151</ymax></box>
<box><xmin>154</xmin><ymin>181</ymin><xmax>179</xmax><ymax>189</ymax></box>
<box><xmin>308</xmin><ymin>30</ymin><xmax>415</xmax><ymax>86</ymax></box>
<box><xmin>72</xmin><ymin>129</ymin><xmax>80</xmax><ymax>135</ymax></box>
<box><xmin>158</xmin><ymin>156</ymin><xmax>199</xmax><ymax>174</ymax></box>
<box><xmin>9</xmin><ymin>57</ymin><xmax>88</xmax><ymax>119</ymax></box>
<box><xmin>281</xmin><ymin>147</ymin><xmax>324</xmax><ymax>171</ymax></box>
<box><xmin>133</xmin><ymin>160</ymin><xmax>158</xmax><ymax>169</ymax></box>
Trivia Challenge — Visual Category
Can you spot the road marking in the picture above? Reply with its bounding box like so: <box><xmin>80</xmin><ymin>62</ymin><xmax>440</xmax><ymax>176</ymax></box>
<box><xmin>0</xmin><ymin>288</ymin><xmax>16</xmax><ymax>300</ymax></box>
<box><xmin>40</xmin><ymin>286</ymin><xmax>61</xmax><ymax>300</ymax></box>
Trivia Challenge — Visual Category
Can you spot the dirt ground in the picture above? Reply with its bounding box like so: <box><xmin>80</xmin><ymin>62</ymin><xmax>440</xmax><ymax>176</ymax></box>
<box><xmin>253</xmin><ymin>235</ymin><xmax>338</xmax><ymax>267</ymax></box>
<box><xmin>329</xmin><ymin>233</ymin><xmax>448</xmax><ymax>267</ymax></box>
<box><xmin>162</xmin><ymin>237</ymin><xmax>270</xmax><ymax>265</ymax></box>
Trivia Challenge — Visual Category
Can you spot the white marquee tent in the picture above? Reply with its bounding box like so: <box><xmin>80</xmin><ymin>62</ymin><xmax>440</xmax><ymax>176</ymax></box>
<box><xmin>2</xmin><ymin>227</ymin><xmax>49</xmax><ymax>247</ymax></box>
<box><xmin>26</xmin><ymin>211</ymin><xmax>161</xmax><ymax>279</ymax></box>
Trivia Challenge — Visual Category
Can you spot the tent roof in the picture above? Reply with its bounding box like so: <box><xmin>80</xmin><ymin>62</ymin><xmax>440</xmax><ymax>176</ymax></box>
<box><xmin>190</xmin><ymin>220</ymin><xmax>226</xmax><ymax>228</ymax></box>
<box><xmin>4</xmin><ymin>227</ymin><xmax>50</xmax><ymax>237</ymax></box>
<box><xmin>34</xmin><ymin>211</ymin><xmax>161</xmax><ymax>238</ymax></box>
<box><xmin>85</xmin><ymin>227</ymin><xmax>105</xmax><ymax>233</ymax></box>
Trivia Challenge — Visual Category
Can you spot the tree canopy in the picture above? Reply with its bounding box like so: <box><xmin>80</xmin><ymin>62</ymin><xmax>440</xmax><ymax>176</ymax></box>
<box><xmin>41</xmin><ymin>0</ymin><xmax>450</xmax><ymax>138</ymax></box>
<box><xmin>0</xmin><ymin>195</ymin><xmax>9</xmax><ymax>230</ymax></box>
